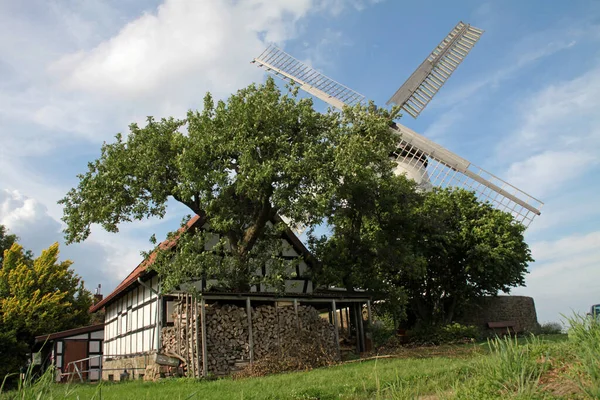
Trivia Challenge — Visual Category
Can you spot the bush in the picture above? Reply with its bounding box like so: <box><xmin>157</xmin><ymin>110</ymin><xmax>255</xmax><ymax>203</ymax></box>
<box><xmin>538</xmin><ymin>321</ymin><xmax>563</xmax><ymax>335</ymax></box>
<box><xmin>408</xmin><ymin>323</ymin><xmax>480</xmax><ymax>345</ymax></box>
<box><xmin>369</xmin><ymin>314</ymin><xmax>397</xmax><ymax>349</ymax></box>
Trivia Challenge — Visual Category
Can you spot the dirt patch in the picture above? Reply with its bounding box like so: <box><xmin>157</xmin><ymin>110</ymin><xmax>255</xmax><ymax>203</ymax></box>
<box><xmin>539</xmin><ymin>361</ymin><xmax>582</xmax><ymax>398</ymax></box>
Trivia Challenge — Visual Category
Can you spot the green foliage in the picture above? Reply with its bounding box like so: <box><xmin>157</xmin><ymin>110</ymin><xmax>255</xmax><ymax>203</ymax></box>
<box><xmin>564</xmin><ymin>313</ymin><xmax>600</xmax><ymax>397</ymax></box>
<box><xmin>1</xmin><ymin>356</ymin><xmax>472</xmax><ymax>399</ymax></box>
<box><xmin>0</xmin><ymin>330</ymin><xmax>29</xmax><ymax>386</ymax></box>
<box><xmin>539</xmin><ymin>322</ymin><xmax>563</xmax><ymax>335</ymax></box>
<box><xmin>0</xmin><ymin>226</ymin><xmax>32</xmax><ymax>269</ymax></box>
<box><xmin>368</xmin><ymin>313</ymin><xmax>397</xmax><ymax>348</ymax></box>
<box><xmin>61</xmin><ymin>78</ymin><xmax>399</xmax><ymax>292</ymax></box>
<box><xmin>0</xmin><ymin>243</ymin><xmax>92</xmax><ymax>335</ymax></box>
<box><xmin>0</xmin><ymin>234</ymin><xmax>92</xmax><ymax>383</ymax></box>
<box><xmin>408</xmin><ymin>323</ymin><xmax>481</xmax><ymax>345</ymax></box>
<box><xmin>406</xmin><ymin>188</ymin><xmax>533</xmax><ymax>325</ymax></box>
<box><xmin>451</xmin><ymin>335</ymin><xmax>551</xmax><ymax>399</ymax></box>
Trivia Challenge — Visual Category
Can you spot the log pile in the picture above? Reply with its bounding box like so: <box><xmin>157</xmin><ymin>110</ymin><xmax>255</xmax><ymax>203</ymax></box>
<box><xmin>205</xmin><ymin>304</ymin><xmax>250</xmax><ymax>375</ymax></box>
<box><xmin>160</xmin><ymin>300</ymin><xmax>339</xmax><ymax>377</ymax></box>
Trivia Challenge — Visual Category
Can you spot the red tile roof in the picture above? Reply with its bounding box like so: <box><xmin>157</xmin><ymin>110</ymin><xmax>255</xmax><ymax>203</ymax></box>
<box><xmin>89</xmin><ymin>214</ymin><xmax>204</xmax><ymax>312</ymax></box>
<box><xmin>90</xmin><ymin>214</ymin><xmax>313</xmax><ymax>313</ymax></box>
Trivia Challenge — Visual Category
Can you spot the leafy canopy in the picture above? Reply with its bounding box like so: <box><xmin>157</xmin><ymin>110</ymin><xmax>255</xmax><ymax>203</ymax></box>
<box><xmin>0</xmin><ymin>226</ymin><xmax>92</xmax><ymax>380</ymax></box>
<box><xmin>60</xmin><ymin>78</ymin><xmax>400</xmax><ymax>291</ymax></box>
<box><xmin>0</xmin><ymin>242</ymin><xmax>92</xmax><ymax>335</ymax></box>
<box><xmin>406</xmin><ymin>188</ymin><xmax>533</xmax><ymax>325</ymax></box>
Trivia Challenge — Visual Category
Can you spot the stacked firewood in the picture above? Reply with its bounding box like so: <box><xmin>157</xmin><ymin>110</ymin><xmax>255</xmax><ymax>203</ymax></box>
<box><xmin>205</xmin><ymin>304</ymin><xmax>250</xmax><ymax>375</ymax></box>
<box><xmin>161</xmin><ymin>301</ymin><xmax>339</xmax><ymax>377</ymax></box>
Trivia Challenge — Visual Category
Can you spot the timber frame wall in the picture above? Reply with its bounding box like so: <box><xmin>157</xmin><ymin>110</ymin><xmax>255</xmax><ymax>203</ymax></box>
<box><xmin>103</xmin><ymin>275</ymin><xmax>161</xmax><ymax>358</ymax></box>
<box><xmin>52</xmin><ymin>328</ymin><xmax>104</xmax><ymax>381</ymax></box>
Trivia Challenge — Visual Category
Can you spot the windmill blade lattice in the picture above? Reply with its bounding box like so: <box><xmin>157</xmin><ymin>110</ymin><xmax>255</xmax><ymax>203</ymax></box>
<box><xmin>387</xmin><ymin>21</ymin><xmax>484</xmax><ymax>118</ymax></box>
<box><xmin>252</xmin><ymin>45</ymin><xmax>365</xmax><ymax>109</ymax></box>
<box><xmin>252</xmin><ymin>39</ymin><xmax>543</xmax><ymax>227</ymax></box>
<box><xmin>390</xmin><ymin>123</ymin><xmax>542</xmax><ymax>226</ymax></box>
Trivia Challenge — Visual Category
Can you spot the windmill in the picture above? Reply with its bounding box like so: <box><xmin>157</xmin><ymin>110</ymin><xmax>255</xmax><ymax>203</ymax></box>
<box><xmin>251</xmin><ymin>21</ymin><xmax>543</xmax><ymax>227</ymax></box>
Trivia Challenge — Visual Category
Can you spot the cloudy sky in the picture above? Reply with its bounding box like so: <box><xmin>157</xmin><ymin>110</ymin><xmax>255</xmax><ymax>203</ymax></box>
<box><xmin>1</xmin><ymin>0</ymin><xmax>599</xmax><ymax>324</ymax></box>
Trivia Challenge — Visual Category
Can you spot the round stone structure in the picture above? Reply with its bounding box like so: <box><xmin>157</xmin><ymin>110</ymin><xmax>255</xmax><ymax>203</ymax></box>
<box><xmin>457</xmin><ymin>295</ymin><xmax>540</xmax><ymax>334</ymax></box>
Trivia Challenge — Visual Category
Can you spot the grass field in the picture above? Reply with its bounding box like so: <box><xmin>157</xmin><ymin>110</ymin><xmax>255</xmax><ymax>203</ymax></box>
<box><xmin>3</xmin><ymin>326</ymin><xmax>598</xmax><ymax>400</ymax></box>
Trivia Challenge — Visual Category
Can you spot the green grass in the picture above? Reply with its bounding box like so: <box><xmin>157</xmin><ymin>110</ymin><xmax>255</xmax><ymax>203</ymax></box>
<box><xmin>1</xmin><ymin>356</ymin><xmax>472</xmax><ymax>400</ymax></box>
<box><xmin>1</xmin><ymin>325</ymin><xmax>592</xmax><ymax>400</ymax></box>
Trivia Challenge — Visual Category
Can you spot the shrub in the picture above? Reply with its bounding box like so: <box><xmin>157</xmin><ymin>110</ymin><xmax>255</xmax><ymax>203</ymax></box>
<box><xmin>408</xmin><ymin>323</ymin><xmax>480</xmax><ymax>345</ymax></box>
<box><xmin>538</xmin><ymin>321</ymin><xmax>563</xmax><ymax>335</ymax></box>
<box><xmin>369</xmin><ymin>313</ymin><xmax>397</xmax><ymax>349</ymax></box>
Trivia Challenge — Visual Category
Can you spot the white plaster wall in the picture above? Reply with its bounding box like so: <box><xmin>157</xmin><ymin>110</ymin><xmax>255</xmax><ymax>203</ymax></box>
<box><xmin>103</xmin><ymin>275</ymin><xmax>160</xmax><ymax>357</ymax></box>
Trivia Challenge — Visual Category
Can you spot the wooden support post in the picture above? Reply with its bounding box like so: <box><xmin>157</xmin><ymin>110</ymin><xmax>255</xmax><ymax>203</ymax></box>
<box><xmin>177</xmin><ymin>294</ymin><xmax>182</xmax><ymax>357</ymax></box>
<box><xmin>358</xmin><ymin>303</ymin><xmax>365</xmax><ymax>353</ymax></box>
<box><xmin>367</xmin><ymin>300</ymin><xmax>373</xmax><ymax>325</ymax></box>
<box><xmin>275</xmin><ymin>300</ymin><xmax>281</xmax><ymax>357</ymax></box>
<box><xmin>201</xmin><ymin>297</ymin><xmax>208</xmax><ymax>377</ymax></box>
<box><xmin>345</xmin><ymin>307</ymin><xmax>351</xmax><ymax>337</ymax></box>
<box><xmin>293</xmin><ymin>299</ymin><xmax>300</xmax><ymax>330</ymax></box>
<box><xmin>353</xmin><ymin>304</ymin><xmax>360</xmax><ymax>354</ymax></box>
<box><xmin>246</xmin><ymin>297</ymin><xmax>254</xmax><ymax>363</ymax></box>
<box><xmin>331</xmin><ymin>300</ymin><xmax>341</xmax><ymax>361</ymax></box>
<box><xmin>194</xmin><ymin>296</ymin><xmax>200</xmax><ymax>378</ymax></box>
<box><xmin>184</xmin><ymin>294</ymin><xmax>189</xmax><ymax>373</ymax></box>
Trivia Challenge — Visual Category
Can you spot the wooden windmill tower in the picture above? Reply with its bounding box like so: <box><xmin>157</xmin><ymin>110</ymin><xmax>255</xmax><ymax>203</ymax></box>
<box><xmin>252</xmin><ymin>21</ymin><xmax>543</xmax><ymax>227</ymax></box>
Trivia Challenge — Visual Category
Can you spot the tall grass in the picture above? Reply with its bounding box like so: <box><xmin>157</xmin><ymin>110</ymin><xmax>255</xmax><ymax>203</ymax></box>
<box><xmin>0</xmin><ymin>364</ymin><xmax>104</xmax><ymax>400</ymax></box>
<box><xmin>451</xmin><ymin>334</ymin><xmax>550</xmax><ymax>399</ymax></box>
<box><xmin>564</xmin><ymin>313</ymin><xmax>600</xmax><ymax>398</ymax></box>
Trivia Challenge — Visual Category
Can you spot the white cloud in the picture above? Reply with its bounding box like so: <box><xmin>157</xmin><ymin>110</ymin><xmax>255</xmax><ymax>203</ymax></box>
<box><xmin>0</xmin><ymin>0</ymin><xmax>382</xmax><ymax>298</ymax></box>
<box><xmin>497</xmin><ymin>63</ymin><xmax>600</xmax><ymax>211</ymax></box>
<box><xmin>514</xmin><ymin>231</ymin><xmax>600</xmax><ymax>323</ymax></box>
<box><xmin>502</xmin><ymin>65</ymin><xmax>600</xmax><ymax>159</ymax></box>
<box><xmin>0</xmin><ymin>189</ymin><xmax>147</xmax><ymax>292</ymax></box>
<box><xmin>51</xmin><ymin>1</ymin><xmax>300</xmax><ymax>99</ymax></box>
<box><xmin>505</xmin><ymin>150</ymin><xmax>598</xmax><ymax>198</ymax></box>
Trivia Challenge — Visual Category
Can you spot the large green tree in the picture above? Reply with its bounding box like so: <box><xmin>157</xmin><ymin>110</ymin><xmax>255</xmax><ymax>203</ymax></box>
<box><xmin>309</xmin><ymin>173</ymin><xmax>421</xmax><ymax>325</ymax></box>
<box><xmin>406</xmin><ymin>188</ymin><xmax>533</xmax><ymax>325</ymax></box>
<box><xmin>60</xmin><ymin>78</ymin><xmax>399</xmax><ymax>291</ymax></box>
<box><xmin>0</xmin><ymin>229</ymin><xmax>92</xmax><ymax>380</ymax></box>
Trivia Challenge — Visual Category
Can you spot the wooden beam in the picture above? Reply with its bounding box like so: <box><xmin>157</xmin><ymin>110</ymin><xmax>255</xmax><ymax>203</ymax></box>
<box><xmin>246</xmin><ymin>297</ymin><xmax>254</xmax><ymax>363</ymax></box>
<box><xmin>293</xmin><ymin>298</ymin><xmax>300</xmax><ymax>330</ymax></box>
<box><xmin>184</xmin><ymin>294</ymin><xmax>189</xmax><ymax>374</ymax></box>
<box><xmin>358</xmin><ymin>303</ymin><xmax>365</xmax><ymax>353</ymax></box>
<box><xmin>201</xmin><ymin>297</ymin><xmax>208</xmax><ymax>377</ymax></box>
<box><xmin>331</xmin><ymin>300</ymin><xmax>341</xmax><ymax>361</ymax></box>
<box><xmin>275</xmin><ymin>300</ymin><xmax>281</xmax><ymax>357</ymax></box>
<box><xmin>353</xmin><ymin>304</ymin><xmax>360</xmax><ymax>354</ymax></box>
<box><xmin>194</xmin><ymin>296</ymin><xmax>200</xmax><ymax>378</ymax></box>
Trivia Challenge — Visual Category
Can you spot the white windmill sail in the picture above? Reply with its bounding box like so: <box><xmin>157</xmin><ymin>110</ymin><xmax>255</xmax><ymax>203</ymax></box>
<box><xmin>252</xmin><ymin>23</ymin><xmax>543</xmax><ymax>227</ymax></box>
<box><xmin>387</xmin><ymin>21</ymin><xmax>484</xmax><ymax>118</ymax></box>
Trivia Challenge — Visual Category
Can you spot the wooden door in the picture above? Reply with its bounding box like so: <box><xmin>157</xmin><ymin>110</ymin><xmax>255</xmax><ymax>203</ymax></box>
<box><xmin>62</xmin><ymin>341</ymin><xmax>88</xmax><ymax>382</ymax></box>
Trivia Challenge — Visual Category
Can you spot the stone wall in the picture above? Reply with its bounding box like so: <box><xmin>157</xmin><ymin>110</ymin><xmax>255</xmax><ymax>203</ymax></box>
<box><xmin>457</xmin><ymin>295</ymin><xmax>540</xmax><ymax>334</ymax></box>
<box><xmin>102</xmin><ymin>353</ymin><xmax>155</xmax><ymax>381</ymax></box>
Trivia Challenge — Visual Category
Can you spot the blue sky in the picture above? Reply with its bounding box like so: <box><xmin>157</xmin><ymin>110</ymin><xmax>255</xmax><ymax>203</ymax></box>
<box><xmin>1</xmin><ymin>0</ymin><xmax>599</xmax><ymax>324</ymax></box>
